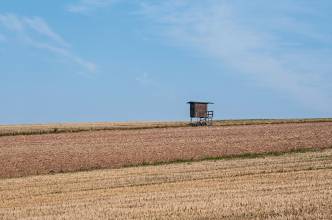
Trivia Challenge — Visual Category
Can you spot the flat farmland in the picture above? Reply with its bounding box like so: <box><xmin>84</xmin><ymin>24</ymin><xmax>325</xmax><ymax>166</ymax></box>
<box><xmin>1</xmin><ymin>119</ymin><xmax>332</xmax><ymax>137</ymax></box>
<box><xmin>1</xmin><ymin>122</ymin><xmax>332</xmax><ymax>178</ymax></box>
<box><xmin>1</xmin><ymin>149</ymin><xmax>331</xmax><ymax>219</ymax></box>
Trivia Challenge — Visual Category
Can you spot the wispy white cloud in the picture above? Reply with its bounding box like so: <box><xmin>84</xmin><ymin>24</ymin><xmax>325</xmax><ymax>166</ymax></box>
<box><xmin>0</xmin><ymin>13</ymin><xmax>96</xmax><ymax>74</ymax></box>
<box><xmin>137</xmin><ymin>1</ymin><xmax>332</xmax><ymax>112</ymax></box>
<box><xmin>23</xmin><ymin>17</ymin><xmax>70</xmax><ymax>48</ymax></box>
<box><xmin>135</xmin><ymin>72</ymin><xmax>157</xmax><ymax>87</ymax></box>
<box><xmin>67</xmin><ymin>0</ymin><xmax>119</xmax><ymax>13</ymax></box>
<box><xmin>64</xmin><ymin>0</ymin><xmax>332</xmax><ymax>111</ymax></box>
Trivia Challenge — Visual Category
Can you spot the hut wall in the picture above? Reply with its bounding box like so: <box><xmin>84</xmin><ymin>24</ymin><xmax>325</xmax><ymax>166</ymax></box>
<box><xmin>190</xmin><ymin>103</ymin><xmax>208</xmax><ymax>118</ymax></box>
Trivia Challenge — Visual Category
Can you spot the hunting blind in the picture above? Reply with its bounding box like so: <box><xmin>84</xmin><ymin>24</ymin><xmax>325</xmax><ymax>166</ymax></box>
<box><xmin>187</xmin><ymin>101</ymin><xmax>214</xmax><ymax>126</ymax></box>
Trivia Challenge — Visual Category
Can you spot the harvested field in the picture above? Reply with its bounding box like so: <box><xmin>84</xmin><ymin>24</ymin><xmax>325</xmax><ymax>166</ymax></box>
<box><xmin>1</xmin><ymin>118</ymin><xmax>331</xmax><ymax>137</ymax></box>
<box><xmin>0</xmin><ymin>121</ymin><xmax>188</xmax><ymax>137</ymax></box>
<box><xmin>1</xmin><ymin>149</ymin><xmax>331</xmax><ymax>219</ymax></box>
<box><xmin>0</xmin><ymin>122</ymin><xmax>332</xmax><ymax>178</ymax></box>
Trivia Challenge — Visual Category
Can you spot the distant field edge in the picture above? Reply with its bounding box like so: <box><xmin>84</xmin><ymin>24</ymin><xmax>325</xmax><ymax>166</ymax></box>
<box><xmin>0</xmin><ymin>118</ymin><xmax>332</xmax><ymax>137</ymax></box>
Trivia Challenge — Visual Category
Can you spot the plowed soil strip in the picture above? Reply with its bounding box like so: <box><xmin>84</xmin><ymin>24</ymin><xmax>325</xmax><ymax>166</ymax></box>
<box><xmin>0</xmin><ymin>122</ymin><xmax>332</xmax><ymax>178</ymax></box>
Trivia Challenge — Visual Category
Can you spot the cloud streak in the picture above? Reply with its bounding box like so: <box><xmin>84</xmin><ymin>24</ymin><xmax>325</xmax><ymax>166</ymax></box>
<box><xmin>137</xmin><ymin>0</ymin><xmax>332</xmax><ymax>112</ymax></box>
<box><xmin>64</xmin><ymin>0</ymin><xmax>332</xmax><ymax>111</ymax></box>
<box><xmin>135</xmin><ymin>72</ymin><xmax>157</xmax><ymax>87</ymax></box>
<box><xmin>23</xmin><ymin>17</ymin><xmax>70</xmax><ymax>48</ymax></box>
<box><xmin>0</xmin><ymin>13</ymin><xmax>96</xmax><ymax>74</ymax></box>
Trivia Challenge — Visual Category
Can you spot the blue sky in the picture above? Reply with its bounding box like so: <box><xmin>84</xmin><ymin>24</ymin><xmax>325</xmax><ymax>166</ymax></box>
<box><xmin>1</xmin><ymin>0</ymin><xmax>331</xmax><ymax>124</ymax></box>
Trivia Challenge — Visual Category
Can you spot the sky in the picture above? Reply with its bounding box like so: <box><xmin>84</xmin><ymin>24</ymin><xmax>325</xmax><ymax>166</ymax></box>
<box><xmin>0</xmin><ymin>0</ymin><xmax>332</xmax><ymax>124</ymax></box>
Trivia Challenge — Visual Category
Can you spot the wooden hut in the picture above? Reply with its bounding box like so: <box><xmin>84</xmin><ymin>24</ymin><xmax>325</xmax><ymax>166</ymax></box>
<box><xmin>187</xmin><ymin>101</ymin><xmax>214</xmax><ymax>126</ymax></box>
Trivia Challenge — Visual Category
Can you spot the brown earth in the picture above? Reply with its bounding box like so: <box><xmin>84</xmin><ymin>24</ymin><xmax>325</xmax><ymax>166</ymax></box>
<box><xmin>0</xmin><ymin>122</ymin><xmax>332</xmax><ymax>178</ymax></box>
<box><xmin>1</xmin><ymin>118</ymin><xmax>331</xmax><ymax>136</ymax></box>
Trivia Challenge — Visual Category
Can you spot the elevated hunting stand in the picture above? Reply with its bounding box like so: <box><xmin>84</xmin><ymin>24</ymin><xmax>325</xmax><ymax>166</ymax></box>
<box><xmin>187</xmin><ymin>101</ymin><xmax>214</xmax><ymax>126</ymax></box>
